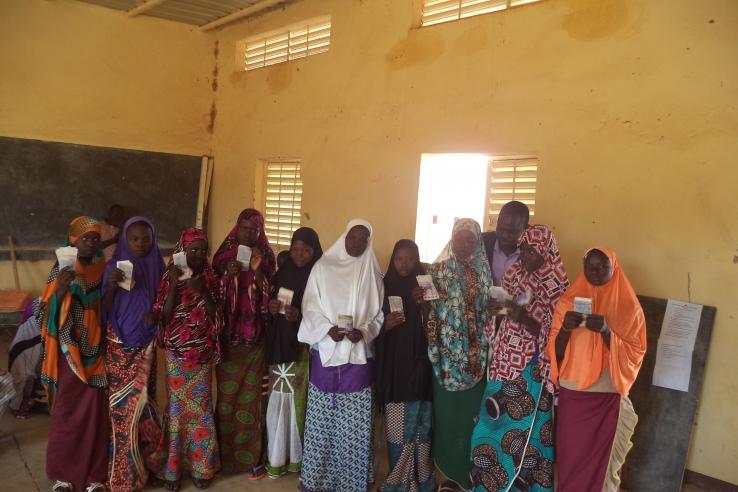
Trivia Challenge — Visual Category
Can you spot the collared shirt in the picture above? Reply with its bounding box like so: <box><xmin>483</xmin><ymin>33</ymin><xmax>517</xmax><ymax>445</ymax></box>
<box><xmin>492</xmin><ymin>239</ymin><xmax>520</xmax><ymax>286</ymax></box>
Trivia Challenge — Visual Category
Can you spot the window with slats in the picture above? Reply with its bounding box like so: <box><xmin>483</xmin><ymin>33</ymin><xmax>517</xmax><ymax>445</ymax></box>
<box><xmin>484</xmin><ymin>158</ymin><xmax>538</xmax><ymax>230</ymax></box>
<box><xmin>243</xmin><ymin>16</ymin><xmax>331</xmax><ymax>71</ymax></box>
<box><xmin>421</xmin><ymin>0</ymin><xmax>543</xmax><ymax>27</ymax></box>
<box><xmin>262</xmin><ymin>160</ymin><xmax>303</xmax><ymax>249</ymax></box>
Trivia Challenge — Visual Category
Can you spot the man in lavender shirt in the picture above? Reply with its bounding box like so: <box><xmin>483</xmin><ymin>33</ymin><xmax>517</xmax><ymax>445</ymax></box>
<box><xmin>481</xmin><ymin>201</ymin><xmax>529</xmax><ymax>286</ymax></box>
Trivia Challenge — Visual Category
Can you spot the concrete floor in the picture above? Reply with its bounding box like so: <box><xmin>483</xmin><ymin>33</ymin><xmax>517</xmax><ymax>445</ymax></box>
<box><xmin>0</xmin><ymin>327</ymin><xmax>711</xmax><ymax>492</ymax></box>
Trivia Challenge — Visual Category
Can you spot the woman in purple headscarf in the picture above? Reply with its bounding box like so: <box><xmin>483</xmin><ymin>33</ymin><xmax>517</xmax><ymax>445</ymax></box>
<box><xmin>102</xmin><ymin>217</ymin><xmax>165</xmax><ymax>492</ymax></box>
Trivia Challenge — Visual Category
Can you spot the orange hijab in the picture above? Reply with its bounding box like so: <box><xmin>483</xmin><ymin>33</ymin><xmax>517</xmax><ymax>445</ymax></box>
<box><xmin>40</xmin><ymin>216</ymin><xmax>108</xmax><ymax>402</ymax></box>
<box><xmin>546</xmin><ymin>247</ymin><xmax>646</xmax><ymax>397</ymax></box>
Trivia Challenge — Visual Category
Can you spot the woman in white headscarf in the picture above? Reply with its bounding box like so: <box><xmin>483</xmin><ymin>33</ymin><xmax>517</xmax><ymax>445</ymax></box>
<box><xmin>297</xmin><ymin>219</ymin><xmax>384</xmax><ymax>492</ymax></box>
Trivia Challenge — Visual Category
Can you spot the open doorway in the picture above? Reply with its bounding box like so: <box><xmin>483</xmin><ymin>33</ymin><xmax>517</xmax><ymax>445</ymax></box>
<box><xmin>414</xmin><ymin>153</ymin><xmax>538</xmax><ymax>263</ymax></box>
<box><xmin>414</xmin><ymin>154</ymin><xmax>489</xmax><ymax>262</ymax></box>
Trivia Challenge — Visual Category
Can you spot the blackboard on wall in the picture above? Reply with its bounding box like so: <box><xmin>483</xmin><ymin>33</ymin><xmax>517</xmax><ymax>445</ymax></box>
<box><xmin>0</xmin><ymin>136</ymin><xmax>203</xmax><ymax>259</ymax></box>
<box><xmin>623</xmin><ymin>295</ymin><xmax>716</xmax><ymax>492</ymax></box>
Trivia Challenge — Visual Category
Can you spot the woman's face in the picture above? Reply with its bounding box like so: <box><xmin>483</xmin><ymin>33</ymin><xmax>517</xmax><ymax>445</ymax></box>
<box><xmin>75</xmin><ymin>232</ymin><xmax>101</xmax><ymax>258</ymax></box>
<box><xmin>393</xmin><ymin>247</ymin><xmax>418</xmax><ymax>278</ymax></box>
<box><xmin>126</xmin><ymin>222</ymin><xmax>153</xmax><ymax>257</ymax></box>
<box><xmin>584</xmin><ymin>250</ymin><xmax>613</xmax><ymax>286</ymax></box>
<box><xmin>520</xmin><ymin>242</ymin><xmax>544</xmax><ymax>273</ymax></box>
<box><xmin>290</xmin><ymin>239</ymin><xmax>315</xmax><ymax>268</ymax></box>
<box><xmin>185</xmin><ymin>239</ymin><xmax>208</xmax><ymax>273</ymax></box>
<box><xmin>345</xmin><ymin>226</ymin><xmax>370</xmax><ymax>258</ymax></box>
<box><xmin>236</xmin><ymin>218</ymin><xmax>259</xmax><ymax>247</ymax></box>
<box><xmin>451</xmin><ymin>229</ymin><xmax>477</xmax><ymax>260</ymax></box>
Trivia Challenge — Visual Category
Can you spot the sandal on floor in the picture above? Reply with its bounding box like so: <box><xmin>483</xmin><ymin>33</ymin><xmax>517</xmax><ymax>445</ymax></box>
<box><xmin>163</xmin><ymin>480</ymin><xmax>180</xmax><ymax>491</ymax></box>
<box><xmin>247</xmin><ymin>467</ymin><xmax>266</xmax><ymax>481</ymax></box>
<box><xmin>192</xmin><ymin>478</ymin><xmax>211</xmax><ymax>489</ymax></box>
<box><xmin>84</xmin><ymin>484</ymin><xmax>105</xmax><ymax>492</ymax></box>
<box><xmin>52</xmin><ymin>481</ymin><xmax>73</xmax><ymax>492</ymax></box>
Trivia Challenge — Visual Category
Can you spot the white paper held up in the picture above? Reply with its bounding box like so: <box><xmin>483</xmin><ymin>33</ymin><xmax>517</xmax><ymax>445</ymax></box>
<box><xmin>116</xmin><ymin>260</ymin><xmax>134</xmax><ymax>291</ymax></box>
<box><xmin>56</xmin><ymin>246</ymin><xmax>78</xmax><ymax>271</ymax></box>
<box><xmin>416</xmin><ymin>275</ymin><xmax>439</xmax><ymax>301</ymax></box>
<box><xmin>237</xmin><ymin>245</ymin><xmax>252</xmax><ymax>269</ymax></box>
<box><xmin>172</xmin><ymin>251</ymin><xmax>193</xmax><ymax>280</ymax></box>
<box><xmin>388</xmin><ymin>296</ymin><xmax>404</xmax><ymax>314</ymax></box>
<box><xmin>277</xmin><ymin>287</ymin><xmax>294</xmax><ymax>315</ymax></box>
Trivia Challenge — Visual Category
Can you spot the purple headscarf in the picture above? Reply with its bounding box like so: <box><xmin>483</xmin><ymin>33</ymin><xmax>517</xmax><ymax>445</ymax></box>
<box><xmin>102</xmin><ymin>216</ymin><xmax>165</xmax><ymax>347</ymax></box>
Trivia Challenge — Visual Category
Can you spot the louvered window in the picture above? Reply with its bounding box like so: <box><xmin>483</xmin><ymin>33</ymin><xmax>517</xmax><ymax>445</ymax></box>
<box><xmin>244</xmin><ymin>16</ymin><xmax>331</xmax><ymax>71</ymax></box>
<box><xmin>421</xmin><ymin>0</ymin><xmax>543</xmax><ymax>27</ymax></box>
<box><xmin>262</xmin><ymin>160</ymin><xmax>303</xmax><ymax>248</ymax></box>
<box><xmin>484</xmin><ymin>158</ymin><xmax>538</xmax><ymax>230</ymax></box>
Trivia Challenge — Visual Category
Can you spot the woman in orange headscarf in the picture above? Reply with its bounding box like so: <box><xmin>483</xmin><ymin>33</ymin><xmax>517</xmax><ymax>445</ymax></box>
<box><xmin>546</xmin><ymin>247</ymin><xmax>647</xmax><ymax>492</ymax></box>
<box><xmin>40</xmin><ymin>216</ymin><xmax>109</xmax><ymax>492</ymax></box>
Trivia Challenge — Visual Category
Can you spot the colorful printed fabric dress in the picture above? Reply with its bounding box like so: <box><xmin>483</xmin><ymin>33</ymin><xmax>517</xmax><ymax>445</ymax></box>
<box><xmin>149</xmin><ymin>228</ymin><xmax>222</xmax><ymax>484</ymax></box>
<box><xmin>40</xmin><ymin>216</ymin><xmax>110</xmax><ymax>491</ymax></box>
<box><xmin>426</xmin><ymin>218</ymin><xmax>493</xmax><ymax>490</ymax></box>
<box><xmin>212</xmin><ymin>208</ymin><xmax>276</xmax><ymax>475</ymax></box>
<box><xmin>102</xmin><ymin>216</ymin><xmax>165</xmax><ymax>492</ymax></box>
<box><xmin>470</xmin><ymin>225</ymin><xmax>569</xmax><ymax>492</ymax></box>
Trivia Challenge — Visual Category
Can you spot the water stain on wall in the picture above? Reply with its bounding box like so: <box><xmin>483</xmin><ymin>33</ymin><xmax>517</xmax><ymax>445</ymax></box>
<box><xmin>207</xmin><ymin>40</ymin><xmax>219</xmax><ymax>135</ymax></box>
<box><xmin>266</xmin><ymin>62</ymin><xmax>294</xmax><ymax>94</ymax></box>
<box><xmin>561</xmin><ymin>0</ymin><xmax>630</xmax><ymax>40</ymax></box>
<box><xmin>386</xmin><ymin>29</ymin><xmax>444</xmax><ymax>69</ymax></box>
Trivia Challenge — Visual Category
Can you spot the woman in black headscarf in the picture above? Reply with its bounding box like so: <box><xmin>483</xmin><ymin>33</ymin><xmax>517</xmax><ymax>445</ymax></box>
<box><xmin>375</xmin><ymin>239</ymin><xmax>435</xmax><ymax>492</ymax></box>
<box><xmin>265</xmin><ymin>227</ymin><xmax>323</xmax><ymax>479</ymax></box>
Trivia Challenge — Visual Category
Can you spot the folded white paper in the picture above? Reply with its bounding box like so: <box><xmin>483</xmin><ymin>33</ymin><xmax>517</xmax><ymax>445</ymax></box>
<box><xmin>55</xmin><ymin>246</ymin><xmax>78</xmax><ymax>271</ymax></box>
<box><xmin>278</xmin><ymin>287</ymin><xmax>294</xmax><ymax>315</ymax></box>
<box><xmin>388</xmin><ymin>296</ymin><xmax>404</xmax><ymax>314</ymax></box>
<box><xmin>338</xmin><ymin>314</ymin><xmax>354</xmax><ymax>331</ymax></box>
<box><xmin>491</xmin><ymin>286</ymin><xmax>513</xmax><ymax>302</ymax></box>
<box><xmin>574</xmin><ymin>297</ymin><xmax>592</xmax><ymax>326</ymax></box>
<box><xmin>172</xmin><ymin>251</ymin><xmax>192</xmax><ymax>280</ymax></box>
<box><xmin>416</xmin><ymin>275</ymin><xmax>439</xmax><ymax>301</ymax></box>
<box><xmin>237</xmin><ymin>245</ymin><xmax>252</xmax><ymax>269</ymax></box>
<box><xmin>116</xmin><ymin>260</ymin><xmax>134</xmax><ymax>291</ymax></box>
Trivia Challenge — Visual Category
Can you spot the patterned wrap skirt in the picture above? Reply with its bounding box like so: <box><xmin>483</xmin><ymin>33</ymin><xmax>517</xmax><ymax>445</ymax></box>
<box><xmin>150</xmin><ymin>351</ymin><xmax>220</xmax><ymax>482</ymax></box>
<box><xmin>470</xmin><ymin>360</ymin><xmax>554</xmax><ymax>492</ymax></box>
<box><xmin>380</xmin><ymin>400</ymin><xmax>436</xmax><ymax>492</ymax></box>
<box><xmin>107</xmin><ymin>337</ymin><xmax>162</xmax><ymax>492</ymax></box>
<box><xmin>215</xmin><ymin>341</ymin><xmax>267</xmax><ymax>474</ymax></box>
<box><xmin>299</xmin><ymin>383</ymin><xmax>374</xmax><ymax>492</ymax></box>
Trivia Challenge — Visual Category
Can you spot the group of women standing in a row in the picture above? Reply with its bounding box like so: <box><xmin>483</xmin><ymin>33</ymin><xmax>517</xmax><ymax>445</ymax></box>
<box><xmin>39</xmin><ymin>201</ymin><xmax>647</xmax><ymax>492</ymax></box>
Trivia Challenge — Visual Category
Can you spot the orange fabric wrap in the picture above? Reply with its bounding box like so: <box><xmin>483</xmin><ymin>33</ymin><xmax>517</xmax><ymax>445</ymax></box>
<box><xmin>546</xmin><ymin>247</ymin><xmax>647</xmax><ymax>397</ymax></box>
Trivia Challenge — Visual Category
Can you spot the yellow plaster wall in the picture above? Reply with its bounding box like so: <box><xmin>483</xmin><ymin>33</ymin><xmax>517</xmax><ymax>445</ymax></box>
<box><xmin>0</xmin><ymin>0</ymin><xmax>214</xmax><ymax>295</ymax></box>
<box><xmin>210</xmin><ymin>0</ymin><xmax>738</xmax><ymax>483</ymax></box>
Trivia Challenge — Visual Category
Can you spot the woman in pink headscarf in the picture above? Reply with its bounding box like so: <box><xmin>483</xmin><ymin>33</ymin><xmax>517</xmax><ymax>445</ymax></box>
<box><xmin>212</xmin><ymin>209</ymin><xmax>276</xmax><ymax>479</ymax></box>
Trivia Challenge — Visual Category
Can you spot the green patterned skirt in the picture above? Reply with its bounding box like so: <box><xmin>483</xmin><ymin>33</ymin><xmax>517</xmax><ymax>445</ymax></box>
<box><xmin>215</xmin><ymin>341</ymin><xmax>266</xmax><ymax>474</ymax></box>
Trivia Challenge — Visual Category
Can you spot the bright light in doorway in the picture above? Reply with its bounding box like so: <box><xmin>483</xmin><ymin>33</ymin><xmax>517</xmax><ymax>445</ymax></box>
<box><xmin>414</xmin><ymin>154</ymin><xmax>489</xmax><ymax>263</ymax></box>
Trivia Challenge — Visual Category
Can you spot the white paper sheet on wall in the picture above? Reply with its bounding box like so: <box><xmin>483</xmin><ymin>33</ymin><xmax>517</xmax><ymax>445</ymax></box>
<box><xmin>652</xmin><ymin>299</ymin><xmax>703</xmax><ymax>392</ymax></box>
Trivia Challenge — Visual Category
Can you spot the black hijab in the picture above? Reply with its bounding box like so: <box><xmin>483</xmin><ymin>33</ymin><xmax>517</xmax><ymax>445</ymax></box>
<box><xmin>266</xmin><ymin>227</ymin><xmax>323</xmax><ymax>365</ymax></box>
<box><xmin>375</xmin><ymin>239</ymin><xmax>432</xmax><ymax>405</ymax></box>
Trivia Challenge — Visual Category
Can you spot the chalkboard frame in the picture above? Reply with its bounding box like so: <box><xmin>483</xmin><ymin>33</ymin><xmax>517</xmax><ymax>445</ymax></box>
<box><xmin>623</xmin><ymin>295</ymin><xmax>716</xmax><ymax>491</ymax></box>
